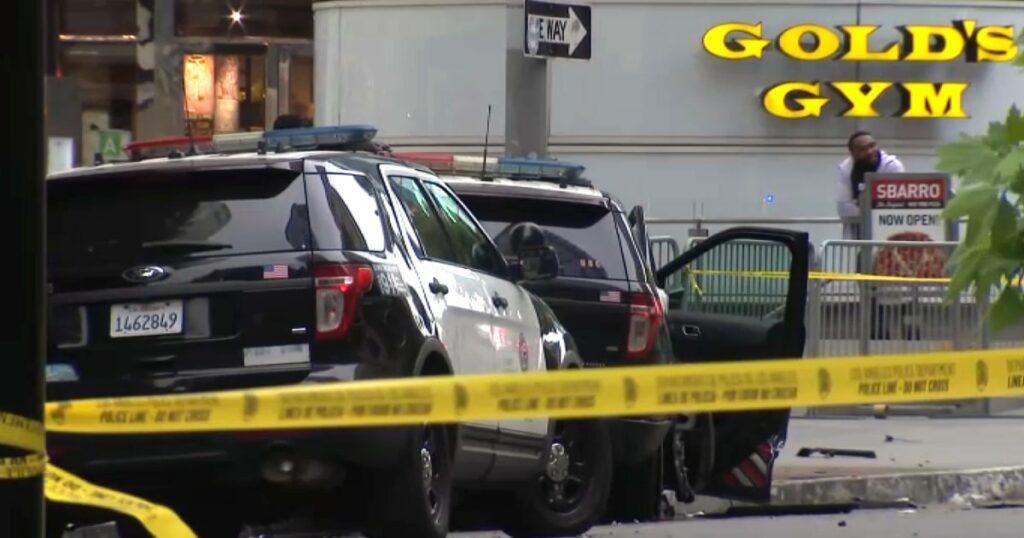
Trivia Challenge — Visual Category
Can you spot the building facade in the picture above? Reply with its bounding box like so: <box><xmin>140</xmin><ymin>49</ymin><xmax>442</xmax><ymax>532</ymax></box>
<box><xmin>49</xmin><ymin>0</ymin><xmax>316</xmax><ymax>168</ymax></box>
<box><xmin>313</xmin><ymin>0</ymin><xmax>1024</xmax><ymax>244</ymax></box>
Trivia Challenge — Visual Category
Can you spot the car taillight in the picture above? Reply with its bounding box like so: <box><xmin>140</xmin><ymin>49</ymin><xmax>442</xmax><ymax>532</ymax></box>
<box><xmin>314</xmin><ymin>263</ymin><xmax>374</xmax><ymax>341</ymax></box>
<box><xmin>626</xmin><ymin>292</ymin><xmax>663</xmax><ymax>360</ymax></box>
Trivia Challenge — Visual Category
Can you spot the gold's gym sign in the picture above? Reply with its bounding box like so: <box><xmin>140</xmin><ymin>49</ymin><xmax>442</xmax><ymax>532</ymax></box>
<box><xmin>701</xmin><ymin>20</ymin><xmax>1018</xmax><ymax>119</ymax></box>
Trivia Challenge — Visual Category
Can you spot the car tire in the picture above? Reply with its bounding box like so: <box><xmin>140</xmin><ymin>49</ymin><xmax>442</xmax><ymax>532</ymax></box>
<box><xmin>504</xmin><ymin>418</ymin><xmax>613</xmax><ymax>538</ymax></box>
<box><xmin>606</xmin><ymin>444</ymin><xmax>664</xmax><ymax>523</ymax></box>
<box><xmin>363</xmin><ymin>424</ymin><xmax>453</xmax><ymax>538</ymax></box>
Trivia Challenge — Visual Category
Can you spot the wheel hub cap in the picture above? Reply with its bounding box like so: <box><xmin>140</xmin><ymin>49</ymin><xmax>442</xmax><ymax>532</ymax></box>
<box><xmin>420</xmin><ymin>447</ymin><xmax>434</xmax><ymax>487</ymax></box>
<box><xmin>545</xmin><ymin>442</ymin><xmax>570</xmax><ymax>482</ymax></box>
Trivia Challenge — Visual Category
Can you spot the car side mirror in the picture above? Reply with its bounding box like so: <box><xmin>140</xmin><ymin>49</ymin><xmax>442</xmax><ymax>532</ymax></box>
<box><xmin>517</xmin><ymin>245</ymin><xmax>559</xmax><ymax>281</ymax></box>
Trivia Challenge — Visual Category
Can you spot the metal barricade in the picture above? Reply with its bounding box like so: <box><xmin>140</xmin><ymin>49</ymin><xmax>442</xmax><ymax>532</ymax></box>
<box><xmin>806</xmin><ymin>239</ymin><xmax>1024</xmax><ymax>417</ymax></box>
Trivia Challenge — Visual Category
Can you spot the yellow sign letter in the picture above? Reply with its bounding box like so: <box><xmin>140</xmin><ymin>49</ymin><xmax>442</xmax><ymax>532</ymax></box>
<box><xmin>898</xmin><ymin>82</ymin><xmax>969</xmax><ymax>118</ymax></box>
<box><xmin>839</xmin><ymin>25</ymin><xmax>900</xmax><ymax>61</ymax></box>
<box><xmin>702</xmin><ymin>23</ymin><xmax>770</xmax><ymax>60</ymax></box>
<box><xmin>973</xmin><ymin>25</ymin><xmax>1018</xmax><ymax>62</ymax></box>
<box><xmin>830</xmin><ymin>82</ymin><xmax>893</xmax><ymax>118</ymax></box>
<box><xmin>777</xmin><ymin>24</ymin><xmax>841</xmax><ymax>60</ymax></box>
<box><xmin>762</xmin><ymin>82</ymin><xmax>829</xmax><ymax>119</ymax></box>
<box><xmin>899</xmin><ymin>24</ymin><xmax>966</xmax><ymax>61</ymax></box>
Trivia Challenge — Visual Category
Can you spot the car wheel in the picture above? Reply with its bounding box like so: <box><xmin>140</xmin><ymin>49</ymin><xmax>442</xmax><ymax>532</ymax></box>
<box><xmin>605</xmin><ymin>444</ymin><xmax>664</xmax><ymax>523</ymax></box>
<box><xmin>504</xmin><ymin>419</ymin><xmax>612</xmax><ymax>538</ymax></box>
<box><xmin>364</xmin><ymin>424</ymin><xmax>453</xmax><ymax>538</ymax></box>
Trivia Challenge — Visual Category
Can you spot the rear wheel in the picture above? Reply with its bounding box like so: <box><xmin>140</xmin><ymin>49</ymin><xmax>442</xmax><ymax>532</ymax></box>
<box><xmin>364</xmin><ymin>424</ymin><xmax>453</xmax><ymax>538</ymax></box>
<box><xmin>504</xmin><ymin>419</ymin><xmax>612</xmax><ymax>538</ymax></box>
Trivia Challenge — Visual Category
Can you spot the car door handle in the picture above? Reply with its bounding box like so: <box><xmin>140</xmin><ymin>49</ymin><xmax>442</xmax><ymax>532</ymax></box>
<box><xmin>492</xmin><ymin>295</ymin><xmax>509</xmax><ymax>309</ymax></box>
<box><xmin>680</xmin><ymin>324</ymin><xmax>701</xmax><ymax>338</ymax></box>
<box><xmin>429</xmin><ymin>279</ymin><xmax>449</xmax><ymax>295</ymax></box>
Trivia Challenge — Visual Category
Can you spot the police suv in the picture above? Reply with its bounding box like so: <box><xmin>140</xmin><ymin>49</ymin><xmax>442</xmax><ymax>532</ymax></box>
<box><xmin>396</xmin><ymin>152</ymin><xmax>812</xmax><ymax>521</ymax></box>
<box><xmin>45</xmin><ymin>126</ymin><xmax>611</xmax><ymax>538</ymax></box>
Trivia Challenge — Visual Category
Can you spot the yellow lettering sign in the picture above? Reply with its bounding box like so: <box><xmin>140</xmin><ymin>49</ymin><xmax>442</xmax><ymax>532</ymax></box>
<box><xmin>702</xmin><ymin>19</ymin><xmax>1017</xmax><ymax>63</ymax></box>
<box><xmin>898</xmin><ymin>82</ymin><xmax>969</xmax><ymax>119</ymax></box>
<box><xmin>839</xmin><ymin>25</ymin><xmax>901</xmax><ymax>61</ymax></box>
<box><xmin>830</xmin><ymin>82</ymin><xmax>893</xmax><ymax>117</ymax></box>
<box><xmin>761</xmin><ymin>82</ymin><xmax>828</xmax><ymax>119</ymax></box>
<box><xmin>777</xmin><ymin>24</ymin><xmax>841</xmax><ymax>61</ymax></box>
<box><xmin>702</xmin><ymin>22</ymin><xmax>770</xmax><ymax>60</ymax></box>
<box><xmin>762</xmin><ymin>81</ymin><xmax>970</xmax><ymax>119</ymax></box>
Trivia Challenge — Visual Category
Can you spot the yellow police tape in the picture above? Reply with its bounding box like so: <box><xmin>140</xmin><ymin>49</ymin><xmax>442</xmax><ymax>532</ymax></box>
<box><xmin>39</xmin><ymin>347</ymin><xmax>1024</xmax><ymax>435</ymax></box>
<box><xmin>687</xmin><ymin>269</ymin><xmax>953</xmax><ymax>284</ymax></box>
<box><xmin>0</xmin><ymin>413</ymin><xmax>197</xmax><ymax>537</ymax></box>
<box><xmin>2</xmin><ymin>346</ymin><xmax>1023</xmax><ymax>538</ymax></box>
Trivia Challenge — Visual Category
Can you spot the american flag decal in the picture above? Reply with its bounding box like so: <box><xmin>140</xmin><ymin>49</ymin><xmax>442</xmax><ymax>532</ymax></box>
<box><xmin>262</xmin><ymin>264</ymin><xmax>289</xmax><ymax>280</ymax></box>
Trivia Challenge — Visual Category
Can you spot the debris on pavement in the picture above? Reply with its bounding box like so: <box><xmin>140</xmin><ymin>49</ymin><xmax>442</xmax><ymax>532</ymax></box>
<box><xmin>796</xmin><ymin>447</ymin><xmax>878</xmax><ymax>459</ymax></box>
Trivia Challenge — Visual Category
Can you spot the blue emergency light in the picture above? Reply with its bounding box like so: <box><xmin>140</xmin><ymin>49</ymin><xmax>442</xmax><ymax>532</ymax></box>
<box><xmin>496</xmin><ymin>157</ymin><xmax>591</xmax><ymax>187</ymax></box>
<box><xmin>262</xmin><ymin>124</ymin><xmax>379</xmax><ymax>151</ymax></box>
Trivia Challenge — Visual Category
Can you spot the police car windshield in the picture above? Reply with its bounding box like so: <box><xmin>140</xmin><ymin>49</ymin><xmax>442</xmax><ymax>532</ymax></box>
<box><xmin>46</xmin><ymin>169</ymin><xmax>311</xmax><ymax>268</ymax></box>
<box><xmin>459</xmin><ymin>195</ymin><xmax>628</xmax><ymax>281</ymax></box>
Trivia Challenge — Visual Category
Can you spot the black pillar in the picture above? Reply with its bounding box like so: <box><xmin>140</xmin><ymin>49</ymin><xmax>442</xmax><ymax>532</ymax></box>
<box><xmin>0</xmin><ymin>0</ymin><xmax>47</xmax><ymax>537</ymax></box>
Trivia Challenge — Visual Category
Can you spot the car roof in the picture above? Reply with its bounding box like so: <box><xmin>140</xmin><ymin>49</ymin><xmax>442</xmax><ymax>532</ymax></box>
<box><xmin>44</xmin><ymin>150</ymin><xmax>425</xmax><ymax>182</ymax></box>
<box><xmin>439</xmin><ymin>174</ymin><xmax>620</xmax><ymax>208</ymax></box>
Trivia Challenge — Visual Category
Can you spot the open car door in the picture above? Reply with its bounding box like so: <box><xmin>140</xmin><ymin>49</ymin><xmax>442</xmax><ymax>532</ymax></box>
<box><xmin>655</xmin><ymin>227</ymin><xmax>810</xmax><ymax>503</ymax></box>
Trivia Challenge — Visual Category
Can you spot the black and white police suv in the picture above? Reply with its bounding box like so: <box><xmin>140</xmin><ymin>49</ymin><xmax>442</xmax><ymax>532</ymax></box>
<box><xmin>396</xmin><ymin>152</ymin><xmax>811</xmax><ymax>522</ymax></box>
<box><xmin>45</xmin><ymin>125</ymin><xmax>612</xmax><ymax>538</ymax></box>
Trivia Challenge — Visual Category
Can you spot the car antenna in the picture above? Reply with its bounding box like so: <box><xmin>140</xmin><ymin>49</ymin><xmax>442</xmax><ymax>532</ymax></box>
<box><xmin>480</xmin><ymin>104</ymin><xmax>493</xmax><ymax>181</ymax></box>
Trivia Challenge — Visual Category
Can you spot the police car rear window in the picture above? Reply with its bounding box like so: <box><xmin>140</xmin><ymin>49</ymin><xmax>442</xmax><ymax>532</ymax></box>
<box><xmin>47</xmin><ymin>168</ymin><xmax>312</xmax><ymax>268</ymax></box>
<box><xmin>459</xmin><ymin>195</ymin><xmax>628</xmax><ymax>281</ymax></box>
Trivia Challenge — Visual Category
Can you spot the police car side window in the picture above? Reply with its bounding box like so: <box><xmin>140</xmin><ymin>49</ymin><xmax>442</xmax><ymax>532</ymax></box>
<box><xmin>388</xmin><ymin>176</ymin><xmax>458</xmax><ymax>263</ymax></box>
<box><xmin>422</xmin><ymin>181</ymin><xmax>504</xmax><ymax>276</ymax></box>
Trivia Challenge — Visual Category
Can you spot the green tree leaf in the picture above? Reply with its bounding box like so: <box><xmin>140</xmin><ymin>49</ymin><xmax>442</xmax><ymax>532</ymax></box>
<box><xmin>936</xmin><ymin>138</ymin><xmax>1001</xmax><ymax>184</ymax></box>
<box><xmin>990</xmin><ymin>285</ymin><xmax>1024</xmax><ymax>335</ymax></box>
<box><xmin>994</xmin><ymin>147</ymin><xmax>1024</xmax><ymax>184</ymax></box>
<box><xmin>1006</xmin><ymin>105</ymin><xmax>1024</xmax><ymax>144</ymax></box>
<box><xmin>991</xmin><ymin>196</ymin><xmax>1024</xmax><ymax>258</ymax></box>
<box><xmin>974</xmin><ymin>254</ymin><xmax>1021</xmax><ymax>304</ymax></box>
<box><xmin>943</xmin><ymin>184</ymin><xmax>999</xmax><ymax>219</ymax></box>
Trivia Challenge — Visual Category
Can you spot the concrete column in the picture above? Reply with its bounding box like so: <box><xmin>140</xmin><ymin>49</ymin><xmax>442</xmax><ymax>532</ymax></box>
<box><xmin>505</xmin><ymin>1</ymin><xmax>549</xmax><ymax>159</ymax></box>
<box><xmin>136</xmin><ymin>0</ymin><xmax>184</xmax><ymax>139</ymax></box>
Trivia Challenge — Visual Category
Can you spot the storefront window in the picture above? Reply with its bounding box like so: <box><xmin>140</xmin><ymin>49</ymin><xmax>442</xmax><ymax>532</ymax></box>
<box><xmin>175</xmin><ymin>0</ymin><xmax>313</xmax><ymax>38</ymax></box>
<box><xmin>60</xmin><ymin>0</ymin><xmax>137</xmax><ymax>37</ymax></box>
<box><xmin>289</xmin><ymin>54</ymin><xmax>314</xmax><ymax>120</ymax></box>
<box><xmin>60</xmin><ymin>43</ymin><xmax>137</xmax><ymax>163</ymax></box>
<box><xmin>184</xmin><ymin>52</ymin><xmax>267</xmax><ymax>135</ymax></box>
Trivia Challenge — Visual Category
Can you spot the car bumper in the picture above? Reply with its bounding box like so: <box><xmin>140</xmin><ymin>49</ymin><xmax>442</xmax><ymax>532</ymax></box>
<box><xmin>606</xmin><ymin>416</ymin><xmax>672</xmax><ymax>465</ymax></box>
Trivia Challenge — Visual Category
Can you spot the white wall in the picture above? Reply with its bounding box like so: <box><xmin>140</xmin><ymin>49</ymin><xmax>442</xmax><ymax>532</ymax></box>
<box><xmin>314</xmin><ymin>0</ymin><xmax>1024</xmax><ymax>245</ymax></box>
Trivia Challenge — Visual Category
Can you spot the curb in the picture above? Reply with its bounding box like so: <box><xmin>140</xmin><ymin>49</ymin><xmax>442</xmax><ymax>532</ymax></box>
<box><xmin>771</xmin><ymin>465</ymin><xmax>1024</xmax><ymax>506</ymax></box>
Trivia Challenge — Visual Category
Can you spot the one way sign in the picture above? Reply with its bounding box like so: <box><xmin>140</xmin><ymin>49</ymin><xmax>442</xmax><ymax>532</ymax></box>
<box><xmin>523</xmin><ymin>0</ymin><xmax>591</xmax><ymax>60</ymax></box>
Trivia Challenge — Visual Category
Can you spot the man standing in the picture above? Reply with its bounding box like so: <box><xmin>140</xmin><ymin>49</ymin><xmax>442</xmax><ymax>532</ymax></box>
<box><xmin>836</xmin><ymin>131</ymin><xmax>905</xmax><ymax>239</ymax></box>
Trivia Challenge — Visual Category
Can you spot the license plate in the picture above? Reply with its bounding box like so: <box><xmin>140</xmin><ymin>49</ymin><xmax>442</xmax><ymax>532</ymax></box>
<box><xmin>109</xmin><ymin>300</ymin><xmax>184</xmax><ymax>338</ymax></box>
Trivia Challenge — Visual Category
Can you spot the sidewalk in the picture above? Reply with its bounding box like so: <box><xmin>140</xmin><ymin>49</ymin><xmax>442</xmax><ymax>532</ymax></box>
<box><xmin>770</xmin><ymin>415</ymin><xmax>1024</xmax><ymax>506</ymax></box>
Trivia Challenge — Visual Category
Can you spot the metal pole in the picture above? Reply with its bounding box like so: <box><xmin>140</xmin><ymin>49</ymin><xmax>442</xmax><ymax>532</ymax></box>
<box><xmin>0</xmin><ymin>0</ymin><xmax>46</xmax><ymax>537</ymax></box>
<box><xmin>505</xmin><ymin>0</ymin><xmax>550</xmax><ymax>158</ymax></box>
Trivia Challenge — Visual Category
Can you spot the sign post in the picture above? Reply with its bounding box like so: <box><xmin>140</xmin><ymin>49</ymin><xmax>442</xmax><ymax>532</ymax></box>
<box><xmin>505</xmin><ymin>0</ymin><xmax>591</xmax><ymax>159</ymax></box>
<box><xmin>1</xmin><ymin>0</ymin><xmax>46</xmax><ymax>536</ymax></box>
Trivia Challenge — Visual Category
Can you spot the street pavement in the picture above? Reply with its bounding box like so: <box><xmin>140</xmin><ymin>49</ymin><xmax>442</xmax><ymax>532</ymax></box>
<box><xmin>451</xmin><ymin>505</ymin><xmax>1024</xmax><ymax>538</ymax></box>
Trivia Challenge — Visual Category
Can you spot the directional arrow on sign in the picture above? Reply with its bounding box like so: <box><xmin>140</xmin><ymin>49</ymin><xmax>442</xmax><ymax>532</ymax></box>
<box><xmin>523</xmin><ymin>0</ymin><xmax>592</xmax><ymax>60</ymax></box>
<box><xmin>529</xmin><ymin>6</ymin><xmax>587</xmax><ymax>55</ymax></box>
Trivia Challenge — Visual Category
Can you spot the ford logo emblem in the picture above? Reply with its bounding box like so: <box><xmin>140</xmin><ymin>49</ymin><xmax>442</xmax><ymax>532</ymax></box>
<box><xmin>122</xmin><ymin>265</ymin><xmax>168</xmax><ymax>284</ymax></box>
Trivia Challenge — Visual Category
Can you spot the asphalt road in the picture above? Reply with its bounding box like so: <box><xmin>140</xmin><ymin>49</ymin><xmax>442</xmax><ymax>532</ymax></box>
<box><xmin>449</xmin><ymin>505</ymin><xmax>1024</xmax><ymax>538</ymax></box>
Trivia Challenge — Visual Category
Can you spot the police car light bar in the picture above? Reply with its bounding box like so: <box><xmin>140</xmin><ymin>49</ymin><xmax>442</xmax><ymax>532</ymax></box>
<box><xmin>392</xmin><ymin>152</ymin><xmax>499</xmax><ymax>176</ymax></box>
<box><xmin>212</xmin><ymin>131</ymin><xmax>265</xmax><ymax>153</ymax></box>
<box><xmin>124</xmin><ymin>135</ymin><xmax>214</xmax><ymax>160</ymax></box>
<box><xmin>263</xmin><ymin>125</ymin><xmax>378</xmax><ymax>151</ymax></box>
<box><xmin>496</xmin><ymin>157</ymin><xmax>591</xmax><ymax>187</ymax></box>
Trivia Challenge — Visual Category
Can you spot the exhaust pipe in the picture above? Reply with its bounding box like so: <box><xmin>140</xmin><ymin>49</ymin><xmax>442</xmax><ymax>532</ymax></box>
<box><xmin>261</xmin><ymin>445</ymin><xmax>344</xmax><ymax>488</ymax></box>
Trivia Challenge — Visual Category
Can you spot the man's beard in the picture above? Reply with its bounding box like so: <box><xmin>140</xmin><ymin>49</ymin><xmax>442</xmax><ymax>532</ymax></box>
<box><xmin>850</xmin><ymin>153</ymin><xmax>880</xmax><ymax>198</ymax></box>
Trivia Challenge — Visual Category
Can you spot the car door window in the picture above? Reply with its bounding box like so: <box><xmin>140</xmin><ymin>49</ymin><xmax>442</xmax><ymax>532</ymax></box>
<box><xmin>422</xmin><ymin>181</ymin><xmax>505</xmax><ymax>276</ymax></box>
<box><xmin>664</xmin><ymin>238</ymin><xmax>793</xmax><ymax>321</ymax></box>
<box><xmin>388</xmin><ymin>175</ymin><xmax>457</xmax><ymax>263</ymax></box>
